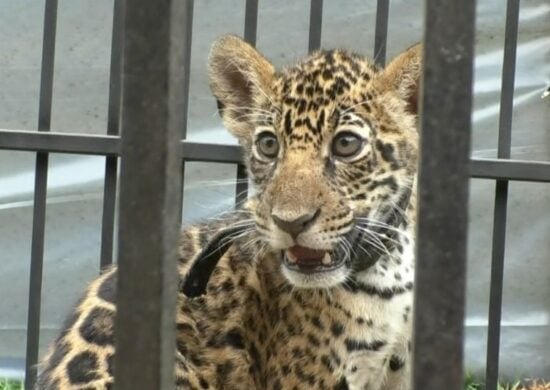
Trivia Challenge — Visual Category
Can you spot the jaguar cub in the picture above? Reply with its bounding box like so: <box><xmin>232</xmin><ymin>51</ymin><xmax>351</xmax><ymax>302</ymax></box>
<box><xmin>37</xmin><ymin>35</ymin><xmax>421</xmax><ymax>389</ymax></box>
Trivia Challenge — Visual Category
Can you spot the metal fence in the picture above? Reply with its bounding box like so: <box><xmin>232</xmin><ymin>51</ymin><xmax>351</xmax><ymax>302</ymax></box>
<box><xmin>0</xmin><ymin>0</ymin><xmax>549</xmax><ymax>389</ymax></box>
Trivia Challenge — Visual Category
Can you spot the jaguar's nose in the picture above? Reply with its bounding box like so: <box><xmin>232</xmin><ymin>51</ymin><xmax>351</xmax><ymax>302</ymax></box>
<box><xmin>271</xmin><ymin>209</ymin><xmax>320</xmax><ymax>238</ymax></box>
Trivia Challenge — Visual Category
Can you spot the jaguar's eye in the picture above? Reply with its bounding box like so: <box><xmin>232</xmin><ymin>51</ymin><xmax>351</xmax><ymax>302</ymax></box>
<box><xmin>256</xmin><ymin>132</ymin><xmax>279</xmax><ymax>159</ymax></box>
<box><xmin>331</xmin><ymin>131</ymin><xmax>364</xmax><ymax>158</ymax></box>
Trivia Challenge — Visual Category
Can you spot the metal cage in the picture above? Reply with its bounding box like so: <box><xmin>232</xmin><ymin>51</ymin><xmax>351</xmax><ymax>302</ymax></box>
<box><xmin>0</xmin><ymin>0</ymin><xmax>549</xmax><ymax>389</ymax></box>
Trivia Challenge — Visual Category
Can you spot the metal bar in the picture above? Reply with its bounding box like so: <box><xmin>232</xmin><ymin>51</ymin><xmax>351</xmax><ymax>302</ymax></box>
<box><xmin>486</xmin><ymin>180</ymin><xmax>508</xmax><ymax>388</ymax></box>
<box><xmin>485</xmin><ymin>0</ymin><xmax>520</xmax><ymax>388</ymax></box>
<box><xmin>0</xmin><ymin>130</ymin><xmax>246</xmax><ymax>163</ymax></box>
<box><xmin>178</xmin><ymin>0</ymin><xmax>194</xmax><ymax>222</ymax></box>
<box><xmin>0</xmin><ymin>129</ymin><xmax>120</xmax><ymax>155</ymax></box>
<box><xmin>100</xmin><ymin>0</ymin><xmax>123</xmax><ymax>270</ymax></box>
<box><xmin>413</xmin><ymin>1</ymin><xmax>476</xmax><ymax>389</ymax></box>
<box><xmin>244</xmin><ymin>0</ymin><xmax>258</xmax><ymax>45</ymax></box>
<box><xmin>470</xmin><ymin>158</ymin><xmax>550</xmax><ymax>182</ymax></box>
<box><xmin>496</xmin><ymin>2</ymin><xmax>519</xmax><ymax>162</ymax></box>
<box><xmin>114</xmin><ymin>0</ymin><xmax>186</xmax><ymax>388</ymax></box>
<box><xmin>236</xmin><ymin>0</ymin><xmax>259</xmax><ymax>205</ymax></box>
<box><xmin>25</xmin><ymin>155</ymin><xmax>49</xmax><ymax>390</ymax></box>
<box><xmin>180</xmin><ymin>0</ymin><xmax>194</xmax><ymax>139</ymax></box>
<box><xmin>182</xmin><ymin>142</ymin><xmax>242</xmax><ymax>163</ymax></box>
<box><xmin>3</xmin><ymin>130</ymin><xmax>550</xmax><ymax>182</ymax></box>
<box><xmin>373</xmin><ymin>0</ymin><xmax>389</xmax><ymax>66</ymax></box>
<box><xmin>308</xmin><ymin>0</ymin><xmax>323</xmax><ymax>52</ymax></box>
<box><xmin>24</xmin><ymin>0</ymin><xmax>57</xmax><ymax>388</ymax></box>
<box><xmin>100</xmin><ymin>157</ymin><xmax>117</xmax><ymax>269</ymax></box>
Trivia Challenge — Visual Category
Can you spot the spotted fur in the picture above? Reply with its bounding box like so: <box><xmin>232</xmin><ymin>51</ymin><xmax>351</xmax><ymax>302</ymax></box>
<box><xmin>37</xmin><ymin>35</ymin><xmax>422</xmax><ymax>389</ymax></box>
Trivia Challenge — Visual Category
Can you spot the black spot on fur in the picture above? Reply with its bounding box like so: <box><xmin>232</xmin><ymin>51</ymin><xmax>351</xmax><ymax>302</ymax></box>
<box><xmin>295</xmin><ymin>366</ymin><xmax>316</xmax><ymax>386</ymax></box>
<box><xmin>249</xmin><ymin>342</ymin><xmax>262</xmax><ymax>376</ymax></box>
<box><xmin>330</xmin><ymin>322</ymin><xmax>344</xmax><ymax>337</ymax></box>
<box><xmin>79</xmin><ymin>307</ymin><xmax>115</xmax><ymax>346</ymax></box>
<box><xmin>199</xmin><ymin>376</ymin><xmax>210</xmax><ymax>389</ymax></box>
<box><xmin>67</xmin><ymin>351</ymin><xmax>100</xmax><ymax>384</ymax></box>
<box><xmin>106</xmin><ymin>353</ymin><xmax>114</xmax><ymax>376</ymax></box>
<box><xmin>307</xmin><ymin>333</ymin><xmax>321</xmax><ymax>347</ymax></box>
<box><xmin>343</xmin><ymin>279</ymin><xmax>413</xmax><ymax>299</ymax></box>
<box><xmin>272</xmin><ymin>378</ymin><xmax>283</xmax><ymax>390</ymax></box>
<box><xmin>284</xmin><ymin>110</ymin><xmax>292</xmax><ymax>135</ymax></box>
<box><xmin>281</xmin><ymin>364</ymin><xmax>291</xmax><ymax>375</ymax></box>
<box><xmin>334</xmin><ymin>377</ymin><xmax>349</xmax><ymax>390</ymax></box>
<box><xmin>344</xmin><ymin>338</ymin><xmax>386</xmax><ymax>352</ymax></box>
<box><xmin>311</xmin><ymin>316</ymin><xmax>324</xmax><ymax>330</ymax></box>
<box><xmin>215</xmin><ymin>361</ymin><xmax>234</xmax><ymax>385</ymax></box>
<box><xmin>389</xmin><ymin>355</ymin><xmax>406</xmax><ymax>371</ymax></box>
<box><xmin>376</xmin><ymin>140</ymin><xmax>396</xmax><ymax>163</ymax></box>
<box><xmin>97</xmin><ymin>271</ymin><xmax>116</xmax><ymax>304</ymax></box>
<box><xmin>222</xmin><ymin>328</ymin><xmax>245</xmax><ymax>349</ymax></box>
<box><xmin>366</xmin><ymin>176</ymin><xmax>399</xmax><ymax>192</ymax></box>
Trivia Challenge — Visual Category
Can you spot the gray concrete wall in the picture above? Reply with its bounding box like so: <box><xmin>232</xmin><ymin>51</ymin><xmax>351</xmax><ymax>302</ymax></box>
<box><xmin>0</xmin><ymin>0</ymin><xmax>548</xmax><ymax>379</ymax></box>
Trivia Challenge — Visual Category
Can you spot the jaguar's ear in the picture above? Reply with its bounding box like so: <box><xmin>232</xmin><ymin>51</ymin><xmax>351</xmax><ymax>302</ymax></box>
<box><xmin>377</xmin><ymin>44</ymin><xmax>422</xmax><ymax>115</ymax></box>
<box><xmin>208</xmin><ymin>35</ymin><xmax>276</xmax><ymax>141</ymax></box>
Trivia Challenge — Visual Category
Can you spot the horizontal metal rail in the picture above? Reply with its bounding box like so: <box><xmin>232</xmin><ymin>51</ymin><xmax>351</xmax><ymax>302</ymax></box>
<box><xmin>470</xmin><ymin>158</ymin><xmax>549</xmax><ymax>182</ymax></box>
<box><xmin>2</xmin><ymin>129</ymin><xmax>549</xmax><ymax>182</ymax></box>
<box><xmin>0</xmin><ymin>129</ymin><xmax>242</xmax><ymax>162</ymax></box>
<box><xmin>0</xmin><ymin>129</ymin><xmax>120</xmax><ymax>156</ymax></box>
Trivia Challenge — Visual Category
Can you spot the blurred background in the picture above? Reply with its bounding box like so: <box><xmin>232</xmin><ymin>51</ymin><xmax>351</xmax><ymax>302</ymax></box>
<box><xmin>0</xmin><ymin>0</ymin><xmax>548</xmax><ymax>380</ymax></box>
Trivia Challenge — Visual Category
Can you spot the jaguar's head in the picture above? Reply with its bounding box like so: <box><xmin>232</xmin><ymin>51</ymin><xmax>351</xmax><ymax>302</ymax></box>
<box><xmin>209</xmin><ymin>35</ymin><xmax>421</xmax><ymax>288</ymax></box>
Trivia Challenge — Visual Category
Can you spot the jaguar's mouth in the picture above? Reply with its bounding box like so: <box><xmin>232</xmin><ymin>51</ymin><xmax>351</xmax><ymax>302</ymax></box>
<box><xmin>282</xmin><ymin>245</ymin><xmax>346</xmax><ymax>274</ymax></box>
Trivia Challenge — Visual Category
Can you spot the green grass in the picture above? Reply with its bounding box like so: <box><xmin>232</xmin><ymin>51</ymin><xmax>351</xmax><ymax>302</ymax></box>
<box><xmin>465</xmin><ymin>373</ymin><xmax>523</xmax><ymax>390</ymax></box>
<box><xmin>0</xmin><ymin>378</ymin><xmax>22</xmax><ymax>390</ymax></box>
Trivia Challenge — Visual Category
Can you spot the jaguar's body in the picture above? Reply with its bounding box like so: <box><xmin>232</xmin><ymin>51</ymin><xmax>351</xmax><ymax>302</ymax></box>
<box><xmin>37</xmin><ymin>35</ymin><xmax>422</xmax><ymax>389</ymax></box>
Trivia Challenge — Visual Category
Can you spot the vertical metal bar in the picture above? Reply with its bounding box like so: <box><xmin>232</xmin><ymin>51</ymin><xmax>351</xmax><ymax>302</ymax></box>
<box><xmin>179</xmin><ymin>0</ymin><xmax>194</xmax><ymax>222</ymax></box>
<box><xmin>373</xmin><ymin>0</ymin><xmax>389</xmax><ymax>66</ymax></box>
<box><xmin>308</xmin><ymin>0</ymin><xmax>323</xmax><ymax>53</ymax></box>
<box><xmin>25</xmin><ymin>157</ymin><xmax>49</xmax><ymax>390</ymax></box>
<box><xmin>114</xmin><ymin>0</ymin><xmax>186</xmax><ymax>388</ymax></box>
<box><xmin>485</xmin><ymin>1</ymin><xmax>520</xmax><ymax>388</ymax></box>
<box><xmin>24</xmin><ymin>1</ymin><xmax>58</xmax><ymax>389</ymax></box>
<box><xmin>495</xmin><ymin>0</ymin><xmax>519</xmax><ymax>162</ymax></box>
<box><xmin>244</xmin><ymin>0</ymin><xmax>258</xmax><ymax>46</ymax></box>
<box><xmin>235</xmin><ymin>0</ymin><xmax>259</xmax><ymax>204</ymax></box>
<box><xmin>100</xmin><ymin>0</ymin><xmax>123</xmax><ymax>269</ymax></box>
<box><xmin>179</xmin><ymin>0</ymin><xmax>194</xmax><ymax>140</ymax></box>
<box><xmin>486</xmin><ymin>180</ymin><xmax>508</xmax><ymax>388</ymax></box>
<box><xmin>413</xmin><ymin>1</ymin><xmax>476</xmax><ymax>389</ymax></box>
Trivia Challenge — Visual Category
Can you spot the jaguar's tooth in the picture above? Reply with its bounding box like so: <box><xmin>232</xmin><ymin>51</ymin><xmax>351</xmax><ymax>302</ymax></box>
<box><xmin>322</xmin><ymin>252</ymin><xmax>332</xmax><ymax>265</ymax></box>
<box><xmin>286</xmin><ymin>250</ymin><xmax>297</xmax><ymax>264</ymax></box>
